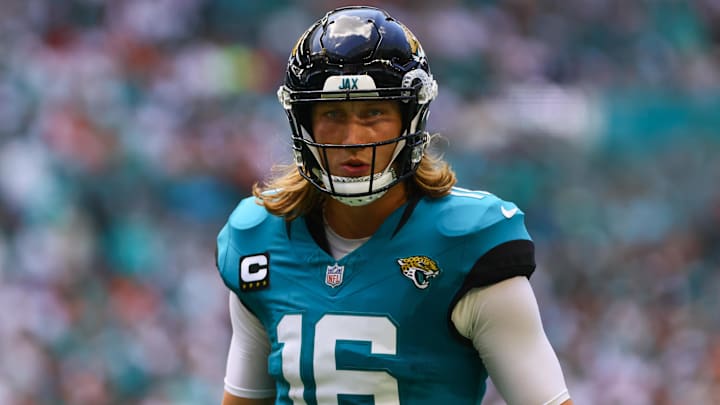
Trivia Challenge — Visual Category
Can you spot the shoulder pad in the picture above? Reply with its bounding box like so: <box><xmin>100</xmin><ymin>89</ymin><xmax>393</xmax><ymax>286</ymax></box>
<box><xmin>436</xmin><ymin>188</ymin><xmax>524</xmax><ymax>237</ymax></box>
<box><xmin>216</xmin><ymin>196</ymin><xmax>274</xmax><ymax>293</ymax></box>
<box><xmin>228</xmin><ymin>196</ymin><xmax>270</xmax><ymax>230</ymax></box>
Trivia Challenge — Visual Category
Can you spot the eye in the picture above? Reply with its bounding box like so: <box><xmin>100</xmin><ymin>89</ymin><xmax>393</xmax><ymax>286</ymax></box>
<box><xmin>323</xmin><ymin>108</ymin><xmax>344</xmax><ymax>119</ymax></box>
<box><xmin>362</xmin><ymin>107</ymin><xmax>386</xmax><ymax>118</ymax></box>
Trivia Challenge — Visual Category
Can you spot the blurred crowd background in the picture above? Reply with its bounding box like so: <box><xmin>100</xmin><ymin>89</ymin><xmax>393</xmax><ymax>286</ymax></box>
<box><xmin>0</xmin><ymin>0</ymin><xmax>719</xmax><ymax>404</ymax></box>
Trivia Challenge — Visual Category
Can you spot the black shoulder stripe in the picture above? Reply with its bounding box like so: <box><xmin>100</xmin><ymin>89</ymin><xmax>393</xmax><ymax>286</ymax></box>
<box><xmin>466</xmin><ymin>239</ymin><xmax>535</xmax><ymax>287</ymax></box>
<box><xmin>447</xmin><ymin>239</ymin><xmax>536</xmax><ymax>344</ymax></box>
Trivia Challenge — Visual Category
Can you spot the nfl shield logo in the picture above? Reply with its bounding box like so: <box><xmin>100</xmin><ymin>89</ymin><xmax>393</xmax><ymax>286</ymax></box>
<box><xmin>325</xmin><ymin>263</ymin><xmax>344</xmax><ymax>288</ymax></box>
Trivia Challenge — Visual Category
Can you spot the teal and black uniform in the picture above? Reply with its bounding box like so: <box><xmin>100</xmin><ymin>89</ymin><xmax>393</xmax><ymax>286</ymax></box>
<box><xmin>216</xmin><ymin>188</ymin><xmax>535</xmax><ymax>405</ymax></box>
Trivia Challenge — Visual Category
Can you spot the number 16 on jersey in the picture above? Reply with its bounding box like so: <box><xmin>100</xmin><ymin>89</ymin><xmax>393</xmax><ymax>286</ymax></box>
<box><xmin>276</xmin><ymin>314</ymin><xmax>400</xmax><ymax>404</ymax></box>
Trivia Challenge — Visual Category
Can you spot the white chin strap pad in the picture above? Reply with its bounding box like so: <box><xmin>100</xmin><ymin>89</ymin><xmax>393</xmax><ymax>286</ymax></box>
<box><xmin>320</xmin><ymin>170</ymin><xmax>397</xmax><ymax>206</ymax></box>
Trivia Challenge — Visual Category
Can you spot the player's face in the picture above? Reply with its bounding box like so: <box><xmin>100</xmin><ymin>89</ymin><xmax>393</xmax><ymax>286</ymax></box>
<box><xmin>311</xmin><ymin>100</ymin><xmax>403</xmax><ymax>178</ymax></box>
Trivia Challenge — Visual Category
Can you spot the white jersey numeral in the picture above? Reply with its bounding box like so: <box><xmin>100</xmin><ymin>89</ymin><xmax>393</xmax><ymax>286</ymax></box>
<box><xmin>277</xmin><ymin>315</ymin><xmax>308</xmax><ymax>405</ymax></box>
<box><xmin>277</xmin><ymin>314</ymin><xmax>400</xmax><ymax>405</ymax></box>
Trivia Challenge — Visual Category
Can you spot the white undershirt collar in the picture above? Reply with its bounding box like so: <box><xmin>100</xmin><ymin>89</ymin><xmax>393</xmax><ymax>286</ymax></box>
<box><xmin>323</xmin><ymin>220</ymin><xmax>370</xmax><ymax>260</ymax></box>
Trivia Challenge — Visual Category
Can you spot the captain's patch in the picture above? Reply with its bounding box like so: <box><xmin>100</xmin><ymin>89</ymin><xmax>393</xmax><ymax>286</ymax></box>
<box><xmin>239</xmin><ymin>253</ymin><xmax>270</xmax><ymax>291</ymax></box>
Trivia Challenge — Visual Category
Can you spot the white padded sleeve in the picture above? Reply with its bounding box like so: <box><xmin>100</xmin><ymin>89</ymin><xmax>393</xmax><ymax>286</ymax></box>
<box><xmin>451</xmin><ymin>276</ymin><xmax>570</xmax><ymax>405</ymax></box>
<box><xmin>224</xmin><ymin>292</ymin><xmax>276</xmax><ymax>398</ymax></box>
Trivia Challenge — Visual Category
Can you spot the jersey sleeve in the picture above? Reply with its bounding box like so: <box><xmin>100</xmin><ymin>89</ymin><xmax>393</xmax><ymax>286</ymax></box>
<box><xmin>216</xmin><ymin>196</ymin><xmax>271</xmax><ymax>292</ymax></box>
<box><xmin>224</xmin><ymin>292</ymin><xmax>276</xmax><ymax>398</ymax></box>
<box><xmin>216</xmin><ymin>198</ymin><xmax>277</xmax><ymax>398</ymax></box>
<box><xmin>462</xmin><ymin>238</ymin><xmax>535</xmax><ymax>291</ymax></box>
<box><xmin>449</xmin><ymin>195</ymin><xmax>536</xmax><ymax>298</ymax></box>
<box><xmin>436</xmin><ymin>192</ymin><xmax>534</xmax><ymax>285</ymax></box>
<box><xmin>216</xmin><ymin>221</ymin><xmax>234</xmax><ymax>291</ymax></box>
<box><xmin>441</xmin><ymin>193</ymin><xmax>537</xmax><ymax>341</ymax></box>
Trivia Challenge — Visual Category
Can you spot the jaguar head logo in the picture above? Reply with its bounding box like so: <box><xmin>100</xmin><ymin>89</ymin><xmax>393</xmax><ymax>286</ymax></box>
<box><xmin>397</xmin><ymin>256</ymin><xmax>440</xmax><ymax>289</ymax></box>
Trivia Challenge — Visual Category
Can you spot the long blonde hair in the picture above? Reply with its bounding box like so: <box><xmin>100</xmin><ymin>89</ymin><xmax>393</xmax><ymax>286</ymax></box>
<box><xmin>252</xmin><ymin>152</ymin><xmax>456</xmax><ymax>220</ymax></box>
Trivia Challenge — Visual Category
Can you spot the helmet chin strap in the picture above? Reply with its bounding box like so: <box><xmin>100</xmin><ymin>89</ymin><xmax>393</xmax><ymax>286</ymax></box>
<box><xmin>320</xmin><ymin>169</ymin><xmax>396</xmax><ymax>206</ymax></box>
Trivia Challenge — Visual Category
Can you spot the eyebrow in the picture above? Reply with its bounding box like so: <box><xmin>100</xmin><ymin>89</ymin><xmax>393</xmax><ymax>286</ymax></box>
<box><xmin>313</xmin><ymin>101</ymin><xmax>398</xmax><ymax>115</ymax></box>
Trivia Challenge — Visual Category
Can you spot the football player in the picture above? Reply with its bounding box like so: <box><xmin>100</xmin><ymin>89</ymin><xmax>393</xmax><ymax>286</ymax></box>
<box><xmin>215</xmin><ymin>6</ymin><xmax>572</xmax><ymax>405</ymax></box>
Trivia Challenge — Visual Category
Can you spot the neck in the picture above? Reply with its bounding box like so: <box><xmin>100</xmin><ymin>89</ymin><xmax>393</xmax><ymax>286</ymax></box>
<box><xmin>323</xmin><ymin>184</ymin><xmax>407</xmax><ymax>239</ymax></box>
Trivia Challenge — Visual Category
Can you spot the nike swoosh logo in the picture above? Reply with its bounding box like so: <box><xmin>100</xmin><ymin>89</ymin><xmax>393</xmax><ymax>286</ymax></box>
<box><xmin>501</xmin><ymin>206</ymin><xmax>518</xmax><ymax>219</ymax></box>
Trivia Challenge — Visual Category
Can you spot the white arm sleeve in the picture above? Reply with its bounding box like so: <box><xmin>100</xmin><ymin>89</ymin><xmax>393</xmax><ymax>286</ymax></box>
<box><xmin>451</xmin><ymin>276</ymin><xmax>570</xmax><ymax>405</ymax></box>
<box><xmin>224</xmin><ymin>292</ymin><xmax>276</xmax><ymax>398</ymax></box>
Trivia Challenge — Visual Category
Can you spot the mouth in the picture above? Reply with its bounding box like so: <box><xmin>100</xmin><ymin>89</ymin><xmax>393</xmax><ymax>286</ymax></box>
<box><xmin>338</xmin><ymin>159</ymin><xmax>371</xmax><ymax>177</ymax></box>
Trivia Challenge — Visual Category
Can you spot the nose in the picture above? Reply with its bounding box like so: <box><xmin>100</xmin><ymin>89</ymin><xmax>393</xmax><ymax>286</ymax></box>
<box><xmin>340</xmin><ymin>117</ymin><xmax>371</xmax><ymax>146</ymax></box>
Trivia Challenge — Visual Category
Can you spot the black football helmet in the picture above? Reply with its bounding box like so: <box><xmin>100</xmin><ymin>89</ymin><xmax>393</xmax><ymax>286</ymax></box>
<box><xmin>277</xmin><ymin>6</ymin><xmax>438</xmax><ymax>206</ymax></box>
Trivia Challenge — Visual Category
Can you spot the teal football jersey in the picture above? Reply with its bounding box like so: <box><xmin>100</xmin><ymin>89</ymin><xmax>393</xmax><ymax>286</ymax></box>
<box><xmin>216</xmin><ymin>187</ymin><xmax>534</xmax><ymax>405</ymax></box>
